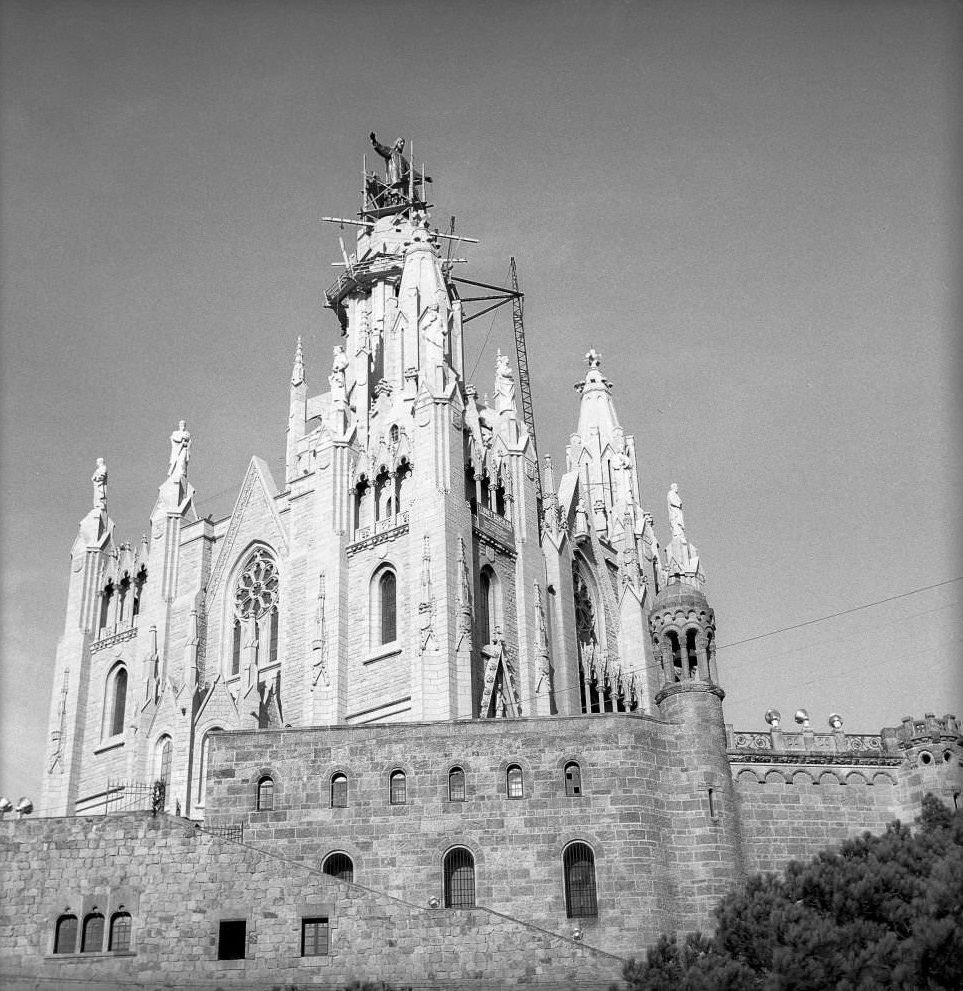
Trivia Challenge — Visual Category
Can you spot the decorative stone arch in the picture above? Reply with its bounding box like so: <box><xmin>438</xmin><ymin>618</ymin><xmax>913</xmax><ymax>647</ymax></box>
<box><xmin>736</xmin><ymin>768</ymin><xmax>760</xmax><ymax>785</ymax></box>
<box><xmin>845</xmin><ymin>771</ymin><xmax>869</xmax><ymax>787</ymax></box>
<box><xmin>222</xmin><ymin>540</ymin><xmax>282</xmax><ymax>679</ymax></box>
<box><xmin>763</xmin><ymin>769</ymin><xmax>787</xmax><ymax>785</ymax></box>
<box><xmin>818</xmin><ymin>770</ymin><xmax>841</xmax><ymax>786</ymax></box>
<box><xmin>791</xmin><ymin>770</ymin><xmax>814</xmax><ymax>786</ymax></box>
<box><xmin>872</xmin><ymin>771</ymin><xmax>897</xmax><ymax>787</ymax></box>
<box><xmin>249</xmin><ymin>766</ymin><xmax>281</xmax><ymax>811</ymax></box>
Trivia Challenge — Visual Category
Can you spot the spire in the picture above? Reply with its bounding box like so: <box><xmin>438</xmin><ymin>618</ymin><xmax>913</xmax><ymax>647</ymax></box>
<box><xmin>291</xmin><ymin>336</ymin><xmax>304</xmax><ymax>387</ymax></box>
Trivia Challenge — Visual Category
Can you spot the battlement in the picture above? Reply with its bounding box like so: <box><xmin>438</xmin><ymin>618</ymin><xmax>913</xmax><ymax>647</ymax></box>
<box><xmin>890</xmin><ymin>712</ymin><xmax>960</xmax><ymax>748</ymax></box>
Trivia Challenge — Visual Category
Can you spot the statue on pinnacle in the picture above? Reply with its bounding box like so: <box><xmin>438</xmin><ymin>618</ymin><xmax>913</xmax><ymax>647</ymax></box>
<box><xmin>91</xmin><ymin>457</ymin><xmax>108</xmax><ymax>512</ymax></box>
<box><xmin>667</xmin><ymin>482</ymin><xmax>685</xmax><ymax>540</ymax></box>
<box><xmin>168</xmin><ymin>420</ymin><xmax>191</xmax><ymax>482</ymax></box>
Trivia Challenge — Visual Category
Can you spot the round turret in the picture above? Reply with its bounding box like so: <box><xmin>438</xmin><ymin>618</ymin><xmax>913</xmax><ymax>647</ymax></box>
<box><xmin>649</xmin><ymin>579</ymin><xmax>719</xmax><ymax>696</ymax></box>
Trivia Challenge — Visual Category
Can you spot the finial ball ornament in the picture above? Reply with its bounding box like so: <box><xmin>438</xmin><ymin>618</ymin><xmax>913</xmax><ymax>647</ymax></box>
<box><xmin>794</xmin><ymin>709</ymin><xmax>810</xmax><ymax>727</ymax></box>
<box><xmin>764</xmin><ymin>708</ymin><xmax>781</xmax><ymax>727</ymax></box>
<box><xmin>828</xmin><ymin>713</ymin><xmax>843</xmax><ymax>729</ymax></box>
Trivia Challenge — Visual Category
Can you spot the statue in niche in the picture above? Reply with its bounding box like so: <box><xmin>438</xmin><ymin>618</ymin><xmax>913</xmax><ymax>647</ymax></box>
<box><xmin>329</xmin><ymin>345</ymin><xmax>349</xmax><ymax>407</ymax></box>
<box><xmin>593</xmin><ymin>498</ymin><xmax>608</xmax><ymax>533</ymax></box>
<box><xmin>167</xmin><ymin>421</ymin><xmax>191</xmax><ymax>482</ymax></box>
<box><xmin>667</xmin><ymin>482</ymin><xmax>685</xmax><ymax>540</ymax></box>
<box><xmin>494</xmin><ymin>350</ymin><xmax>516</xmax><ymax>414</ymax></box>
<box><xmin>421</xmin><ymin>300</ymin><xmax>447</xmax><ymax>374</ymax></box>
<box><xmin>91</xmin><ymin>457</ymin><xmax>108</xmax><ymax>511</ymax></box>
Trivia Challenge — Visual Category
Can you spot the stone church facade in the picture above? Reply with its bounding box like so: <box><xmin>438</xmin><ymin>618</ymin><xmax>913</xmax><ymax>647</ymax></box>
<box><xmin>2</xmin><ymin>140</ymin><xmax>959</xmax><ymax>988</ymax></box>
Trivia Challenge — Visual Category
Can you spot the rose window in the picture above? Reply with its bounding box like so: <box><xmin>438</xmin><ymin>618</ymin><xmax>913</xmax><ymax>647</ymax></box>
<box><xmin>234</xmin><ymin>551</ymin><xmax>279</xmax><ymax>620</ymax></box>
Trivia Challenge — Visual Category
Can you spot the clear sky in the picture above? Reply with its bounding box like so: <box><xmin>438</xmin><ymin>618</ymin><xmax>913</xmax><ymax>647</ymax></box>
<box><xmin>1</xmin><ymin>0</ymin><xmax>960</xmax><ymax>808</ymax></box>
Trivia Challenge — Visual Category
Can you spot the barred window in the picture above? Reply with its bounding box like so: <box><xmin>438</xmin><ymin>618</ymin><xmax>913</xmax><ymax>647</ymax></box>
<box><xmin>506</xmin><ymin>764</ymin><xmax>523</xmax><ymax>799</ymax></box>
<box><xmin>389</xmin><ymin>769</ymin><xmax>406</xmax><ymax>805</ymax></box>
<box><xmin>108</xmin><ymin>912</ymin><xmax>131</xmax><ymax>952</ymax></box>
<box><xmin>448</xmin><ymin>766</ymin><xmax>466</xmax><ymax>802</ymax></box>
<box><xmin>81</xmin><ymin>912</ymin><xmax>104</xmax><ymax>953</ymax></box>
<box><xmin>256</xmin><ymin>775</ymin><xmax>275</xmax><ymax>811</ymax></box>
<box><xmin>564</xmin><ymin>761</ymin><xmax>582</xmax><ymax>797</ymax></box>
<box><xmin>301</xmin><ymin>917</ymin><xmax>329</xmax><ymax>957</ymax></box>
<box><xmin>330</xmin><ymin>772</ymin><xmax>348</xmax><ymax>808</ymax></box>
<box><xmin>54</xmin><ymin>914</ymin><xmax>77</xmax><ymax>954</ymax></box>
<box><xmin>443</xmin><ymin>847</ymin><xmax>476</xmax><ymax>908</ymax></box>
<box><xmin>563</xmin><ymin>842</ymin><xmax>598</xmax><ymax>918</ymax></box>
<box><xmin>322</xmin><ymin>852</ymin><xmax>354</xmax><ymax>883</ymax></box>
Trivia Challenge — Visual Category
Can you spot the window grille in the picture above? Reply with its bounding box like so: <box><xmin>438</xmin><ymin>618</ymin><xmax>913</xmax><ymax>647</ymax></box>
<box><xmin>443</xmin><ymin>848</ymin><xmax>476</xmax><ymax>908</ymax></box>
<box><xmin>54</xmin><ymin>915</ymin><xmax>77</xmax><ymax>954</ymax></box>
<box><xmin>217</xmin><ymin>919</ymin><xmax>246</xmax><ymax>960</ymax></box>
<box><xmin>380</xmin><ymin>571</ymin><xmax>397</xmax><ymax>644</ymax></box>
<box><xmin>563</xmin><ymin>842</ymin><xmax>598</xmax><ymax>918</ymax></box>
<box><xmin>257</xmin><ymin>776</ymin><xmax>275</xmax><ymax>811</ymax></box>
<box><xmin>506</xmin><ymin>764</ymin><xmax>523</xmax><ymax>799</ymax></box>
<box><xmin>81</xmin><ymin>913</ymin><xmax>104</xmax><ymax>953</ymax></box>
<box><xmin>389</xmin><ymin>769</ymin><xmax>406</xmax><ymax>805</ymax></box>
<box><xmin>448</xmin><ymin>767</ymin><xmax>466</xmax><ymax>802</ymax></box>
<box><xmin>330</xmin><ymin>773</ymin><xmax>348</xmax><ymax>808</ymax></box>
<box><xmin>564</xmin><ymin>761</ymin><xmax>582</xmax><ymax>797</ymax></box>
<box><xmin>108</xmin><ymin>912</ymin><xmax>131</xmax><ymax>952</ymax></box>
<box><xmin>110</xmin><ymin>668</ymin><xmax>127</xmax><ymax>737</ymax></box>
<box><xmin>301</xmin><ymin>917</ymin><xmax>329</xmax><ymax>956</ymax></box>
<box><xmin>322</xmin><ymin>852</ymin><xmax>354</xmax><ymax>883</ymax></box>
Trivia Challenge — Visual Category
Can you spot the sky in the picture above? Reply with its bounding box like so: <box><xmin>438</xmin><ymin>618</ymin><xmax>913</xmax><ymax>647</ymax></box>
<box><xmin>1</xmin><ymin>0</ymin><xmax>960</xmax><ymax>808</ymax></box>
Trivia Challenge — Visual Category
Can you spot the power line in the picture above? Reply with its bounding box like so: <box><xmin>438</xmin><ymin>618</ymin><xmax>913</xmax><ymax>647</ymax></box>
<box><xmin>716</xmin><ymin>577</ymin><xmax>963</xmax><ymax>651</ymax></box>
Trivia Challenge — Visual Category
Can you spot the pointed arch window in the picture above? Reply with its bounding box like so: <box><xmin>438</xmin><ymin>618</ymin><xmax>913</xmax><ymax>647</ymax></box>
<box><xmin>377</xmin><ymin>569</ymin><xmax>397</xmax><ymax>645</ymax></box>
<box><xmin>155</xmin><ymin>736</ymin><xmax>173</xmax><ymax>805</ymax></box>
<box><xmin>102</xmin><ymin>664</ymin><xmax>128</xmax><ymax>739</ymax></box>
<box><xmin>132</xmin><ymin>566</ymin><xmax>147</xmax><ymax>619</ymax></box>
<box><xmin>444</xmin><ymin>847</ymin><xmax>476</xmax><ymax>908</ymax></box>
<box><xmin>573</xmin><ymin>566</ymin><xmax>601</xmax><ymax>713</ymax></box>
<box><xmin>196</xmin><ymin>728</ymin><xmax>223</xmax><ymax>805</ymax></box>
<box><xmin>232</xmin><ymin>548</ymin><xmax>281</xmax><ymax>673</ymax></box>
<box><xmin>54</xmin><ymin>914</ymin><xmax>78</xmax><ymax>954</ymax></box>
<box><xmin>480</xmin><ymin>567</ymin><xmax>500</xmax><ymax>645</ymax></box>
<box><xmin>99</xmin><ymin>581</ymin><xmax>114</xmax><ymax>632</ymax></box>
<box><xmin>563</xmin><ymin>842</ymin><xmax>598</xmax><ymax>918</ymax></box>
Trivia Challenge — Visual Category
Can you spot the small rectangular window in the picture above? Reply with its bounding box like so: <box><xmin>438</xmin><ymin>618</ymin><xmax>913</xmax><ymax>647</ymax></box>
<box><xmin>301</xmin><ymin>917</ymin><xmax>329</xmax><ymax>957</ymax></box>
<box><xmin>708</xmin><ymin>787</ymin><xmax>717</xmax><ymax>818</ymax></box>
<box><xmin>217</xmin><ymin>919</ymin><xmax>246</xmax><ymax>960</ymax></box>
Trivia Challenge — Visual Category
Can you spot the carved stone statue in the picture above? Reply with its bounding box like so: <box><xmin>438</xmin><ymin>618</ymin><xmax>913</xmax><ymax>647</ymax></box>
<box><xmin>421</xmin><ymin>301</ymin><xmax>447</xmax><ymax>376</ymax></box>
<box><xmin>667</xmin><ymin>482</ymin><xmax>685</xmax><ymax>540</ymax></box>
<box><xmin>167</xmin><ymin>421</ymin><xmax>191</xmax><ymax>482</ymax></box>
<box><xmin>494</xmin><ymin>350</ymin><xmax>516</xmax><ymax>414</ymax></box>
<box><xmin>370</xmin><ymin>132</ymin><xmax>408</xmax><ymax>186</ymax></box>
<box><xmin>329</xmin><ymin>345</ymin><xmax>349</xmax><ymax>407</ymax></box>
<box><xmin>91</xmin><ymin>457</ymin><xmax>108</xmax><ymax>511</ymax></box>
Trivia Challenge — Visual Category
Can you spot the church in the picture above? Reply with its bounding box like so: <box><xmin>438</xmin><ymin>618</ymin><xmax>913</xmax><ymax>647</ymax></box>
<box><xmin>2</xmin><ymin>137</ymin><xmax>959</xmax><ymax>989</ymax></box>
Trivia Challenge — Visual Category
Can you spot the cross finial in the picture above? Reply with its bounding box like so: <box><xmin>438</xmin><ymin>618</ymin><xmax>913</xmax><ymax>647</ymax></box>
<box><xmin>585</xmin><ymin>348</ymin><xmax>602</xmax><ymax>369</ymax></box>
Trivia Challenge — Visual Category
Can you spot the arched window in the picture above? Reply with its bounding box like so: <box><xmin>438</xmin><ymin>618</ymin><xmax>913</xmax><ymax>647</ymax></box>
<box><xmin>668</xmin><ymin>630</ymin><xmax>683</xmax><ymax>682</ymax></box>
<box><xmin>448</xmin><ymin>766</ymin><xmax>466</xmax><ymax>802</ymax></box>
<box><xmin>102</xmin><ymin>665</ymin><xmax>127</xmax><ymax>739</ymax></box>
<box><xmin>231</xmin><ymin>619</ymin><xmax>242</xmax><ymax>676</ymax></box>
<box><xmin>389</xmin><ymin>769</ymin><xmax>406</xmax><ymax>805</ymax></box>
<box><xmin>573</xmin><ymin>566</ymin><xmax>601</xmax><ymax>713</ymax></box>
<box><xmin>563</xmin><ymin>842</ymin><xmax>598</xmax><ymax>918</ymax></box>
<box><xmin>54</xmin><ymin>914</ymin><xmax>77</xmax><ymax>954</ymax></box>
<box><xmin>355</xmin><ymin>478</ymin><xmax>372</xmax><ymax>531</ymax></box>
<box><xmin>256</xmin><ymin>775</ymin><xmax>275</xmax><ymax>811</ymax></box>
<box><xmin>132</xmin><ymin>566</ymin><xmax>147</xmax><ymax>619</ymax></box>
<box><xmin>506</xmin><ymin>764</ymin><xmax>523</xmax><ymax>799</ymax></box>
<box><xmin>322</xmin><ymin>852</ymin><xmax>354</xmax><ymax>882</ymax></box>
<box><xmin>196</xmin><ymin>728</ymin><xmax>222</xmax><ymax>804</ymax></box>
<box><xmin>108</xmin><ymin>912</ymin><xmax>131</xmax><ymax>952</ymax></box>
<box><xmin>564</xmin><ymin>761</ymin><xmax>582</xmax><ymax>797</ymax></box>
<box><xmin>330</xmin><ymin>773</ymin><xmax>348</xmax><ymax>808</ymax></box>
<box><xmin>99</xmin><ymin>581</ymin><xmax>114</xmax><ymax>632</ymax></box>
<box><xmin>81</xmin><ymin>912</ymin><xmax>105</xmax><ymax>953</ymax></box>
<box><xmin>375</xmin><ymin>468</ymin><xmax>393</xmax><ymax>521</ymax></box>
<box><xmin>232</xmin><ymin>548</ymin><xmax>280</xmax><ymax>674</ymax></box>
<box><xmin>117</xmin><ymin>575</ymin><xmax>130</xmax><ymax>625</ymax></box>
<box><xmin>155</xmin><ymin>736</ymin><xmax>173</xmax><ymax>801</ymax></box>
<box><xmin>480</xmin><ymin>567</ymin><xmax>499</xmax><ymax>645</ymax></box>
<box><xmin>396</xmin><ymin>460</ymin><xmax>413</xmax><ymax>511</ymax></box>
<box><xmin>389</xmin><ymin>424</ymin><xmax>400</xmax><ymax>444</ymax></box>
<box><xmin>685</xmin><ymin>628</ymin><xmax>699</xmax><ymax>679</ymax></box>
<box><xmin>443</xmin><ymin>847</ymin><xmax>476</xmax><ymax>908</ymax></box>
<box><xmin>377</xmin><ymin>569</ymin><xmax>397</xmax><ymax>645</ymax></box>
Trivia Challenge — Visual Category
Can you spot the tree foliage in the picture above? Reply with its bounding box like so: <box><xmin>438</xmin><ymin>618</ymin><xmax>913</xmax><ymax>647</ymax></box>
<box><xmin>622</xmin><ymin>796</ymin><xmax>963</xmax><ymax>991</ymax></box>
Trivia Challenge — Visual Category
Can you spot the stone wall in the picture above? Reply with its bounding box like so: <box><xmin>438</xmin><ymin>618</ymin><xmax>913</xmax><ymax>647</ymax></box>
<box><xmin>204</xmin><ymin>713</ymin><xmax>693</xmax><ymax>957</ymax></box>
<box><xmin>0</xmin><ymin>813</ymin><xmax>624</xmax><ymax>990</ymax></box>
